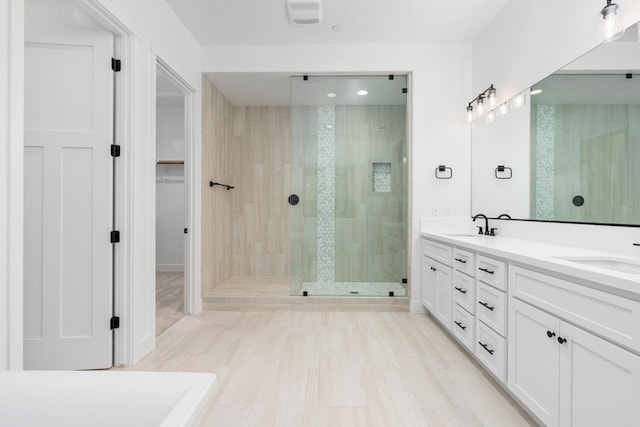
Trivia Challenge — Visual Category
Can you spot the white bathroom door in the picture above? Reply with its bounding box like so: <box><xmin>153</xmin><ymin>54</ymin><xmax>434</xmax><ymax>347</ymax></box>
<box><xmin>23</xmin><ymin>28</ymin><xmax>114</xmax><ymax>370</ymax></box>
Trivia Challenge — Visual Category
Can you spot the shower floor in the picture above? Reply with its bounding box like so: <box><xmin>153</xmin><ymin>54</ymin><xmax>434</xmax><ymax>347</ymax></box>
<box><xmin>300</xmin><ymin>281</ymin><xmax>407</xmax><ymax>297</ymax></box>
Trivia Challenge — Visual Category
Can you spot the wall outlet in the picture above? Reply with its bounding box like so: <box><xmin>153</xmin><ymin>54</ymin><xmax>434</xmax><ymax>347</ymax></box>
<box><xmin>446</xmin><ymin>206</ymin><xmax>452</xmax><ymax>216</ymax></box>
<box><xmin>432</xmin><ymin>205</ymin><xmax>439</xmax><ymax>216</ymax></box>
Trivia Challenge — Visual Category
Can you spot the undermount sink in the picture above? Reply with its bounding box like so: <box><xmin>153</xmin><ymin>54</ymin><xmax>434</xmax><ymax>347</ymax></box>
<box><xmin>445</xmin><ymin>233</ymin><xmax>481</xmax><ymax>238</ymax></box>
<box><xmin>554</xmin><ymin>256</ymin><xmax>640</xmax><ymax>275</ymax></box>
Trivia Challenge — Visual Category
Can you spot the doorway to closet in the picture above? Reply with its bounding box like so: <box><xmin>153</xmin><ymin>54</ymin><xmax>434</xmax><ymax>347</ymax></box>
<box><xmin>155</xmin><ymin>65</ymin><xmax>188</xmax><ymax>336</ymax></box>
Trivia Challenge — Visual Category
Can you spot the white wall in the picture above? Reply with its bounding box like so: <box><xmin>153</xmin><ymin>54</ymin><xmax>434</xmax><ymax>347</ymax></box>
<box><xmin>202</xmin><ymin>42</ymin><xmax>472</xmax><ymax>312</ymax></box>
<box><xmin>0</xmin><ymin>0</ymin><xmax>24</xmax><ymax>371</ymax></box>
<box><xmin>471</xmin><ymin>93</ymin><xmax>530</xmax><ymax>219</ymax></box>
<box><xmin>472</xmin><ymin>0</ymin><xmax>640</xmax><ymax>256</ymax></box>
<box><xmin>156</xmin><ymin>105</ymin><xmax>185</xmax><ymax>272</ymax></box>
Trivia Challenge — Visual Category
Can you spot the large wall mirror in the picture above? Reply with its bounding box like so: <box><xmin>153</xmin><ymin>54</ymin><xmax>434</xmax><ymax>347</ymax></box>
<box><xmin>472</xmin><ymin>23</ymin><xmax>640</xmax><ymax>226</ymax></box>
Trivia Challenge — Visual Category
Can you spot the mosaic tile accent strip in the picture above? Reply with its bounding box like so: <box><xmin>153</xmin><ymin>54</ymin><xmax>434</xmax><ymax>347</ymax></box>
<box><xmin>535</xmin><ymin>105</ymin><xmax>555</xmax><ymax>220</ymax></box>
<box><xmin>373</xmin><ymin>163</ymin><xmax>392</xmax><ymax>192</ymax></box>
<box><xmin>317</xmin><ymin>106</ymin><xmax>336</xmax><ymax>282</ymax></box>
<box><xmin>301</xmin><ymin>281</ymin><xmax>407</xmax><ymax>297</ymax></box>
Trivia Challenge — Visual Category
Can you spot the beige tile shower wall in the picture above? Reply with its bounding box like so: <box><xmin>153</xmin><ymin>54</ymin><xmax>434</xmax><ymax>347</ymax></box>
<box><xmin>201</xmin><ymin>77</ymin><xmax>233</xmax><ymax>293</ymax></box>
<box><xmin>231</xmin><ymin>106</ymin><xmax>291</xmax><ymax>278</ymax></box>
<box><xmin>334</xmin><ymin>105</ymin><xmax>407</xmax><ymax>283</ymax></box>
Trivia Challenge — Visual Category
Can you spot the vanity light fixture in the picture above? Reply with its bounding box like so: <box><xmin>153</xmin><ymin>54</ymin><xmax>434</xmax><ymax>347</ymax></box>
<box><xmin>465</xmin><ymin>84</ymin><xmax>496</xmax><ymax>122</ymax></box>
<box><xmin>357</xmin><ymin>90</ymin><xmax>369</xmax><ymax>96</ymax></box>
<box><xmin>600</xmin><ymin>0</ymin><xmax>624</xmax><ymax>42</ymax></box>
<box><xmin>327</xmin><ymin>92</ymin><xmax>337</xmax><ymax>98</ymax></box>
<box><xmin>485</xmin><ymin>109</ymin><xmax>496</xmax><ymax>124</ymax></box>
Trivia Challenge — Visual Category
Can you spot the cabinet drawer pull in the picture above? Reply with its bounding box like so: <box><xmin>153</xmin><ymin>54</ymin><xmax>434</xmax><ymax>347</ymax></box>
<box><xmin>478</xmin><ymin>301</ymin><xmax>495</xmax><ymax>311</ymax></box>
<box><xmin>430</xmin><ymin>267</ymin><xmax>437</xmax><ymax>272</ymax></box>
<box><xmin>454</xmin><ymin>321</ymin><xmax>467</xmax><ymax>330</ymax></box>
<box><xmin>455</xmin><ymin>258</ymin><xmax>467</xmax><ymax>264</ymax></box>
<box><xmin>478</xmin><ymin>267</ymin><xmax>495</xmax><ymax>274</ymax></box>
<box><xmin>546</xmin><ymin>330</ymin><xmax>556</xmax><ymax>338</ymax></box>
<box><xmin>557</xmin><ymin>337</ymin><xmax>567</xmax><ymax>344</ymax></box>
<box><xmin>454</xmin><ymin>286</ymin><xmax>467</xmax><ymax>294</ymax></box>
<box><xmin>478</xmin><ymin>341</ymin><xmax>494</xmax><ymax>355</ymax></box>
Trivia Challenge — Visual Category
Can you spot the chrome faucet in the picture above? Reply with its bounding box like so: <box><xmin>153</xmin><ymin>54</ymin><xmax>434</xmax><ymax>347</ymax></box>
<box><xmin>472</xmin><ymin>214</ymin><xmax>489</xmax><ymax>235</ymax></box>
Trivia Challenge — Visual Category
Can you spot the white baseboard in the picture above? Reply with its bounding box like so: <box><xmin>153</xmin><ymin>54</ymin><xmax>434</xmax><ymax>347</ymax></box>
<box><xmin>156</xmin><ymin>264</ymin><xmax>184</xmax><ymax>273</ymax></box>
<box><xmin>410</xmin><ymin>299</ymin><xmax>427</xmax><ymax>314</ymax></box>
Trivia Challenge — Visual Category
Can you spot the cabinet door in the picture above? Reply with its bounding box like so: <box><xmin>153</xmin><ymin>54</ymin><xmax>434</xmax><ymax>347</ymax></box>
<box><xmin>434</xmin><ymin>262</ymin><xmax>453</xmax><ymax>330</ymax></box>
<box><xmin>559</xmin><ymin>322</ymin><xmax>640</xmax><ymax>427</ymax></box>
<box><xmin>422</xmin><ymin>257</ymin><xmax>437</xmax><ymax>312</ymax></box>
<box><xmin>508</xmin><ymin>299</ymin><xmax>561</xmax><ymax>427</ymax></box>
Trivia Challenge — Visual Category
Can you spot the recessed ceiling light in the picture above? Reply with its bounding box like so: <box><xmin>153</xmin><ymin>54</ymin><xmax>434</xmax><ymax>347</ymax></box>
<box><xmin>327</xmin><ymin>92</ymin><xmax>337</xmax><ymax>98</ymax></box>
<box><xmin>357</xmin><ymin>90</ymin><xmax>368</xmax><ymax>96</ymax></box>
<box><xmin>530</xmin><ymin>89</ymin><xmax>543</xmax><ymax>95</ymax></box>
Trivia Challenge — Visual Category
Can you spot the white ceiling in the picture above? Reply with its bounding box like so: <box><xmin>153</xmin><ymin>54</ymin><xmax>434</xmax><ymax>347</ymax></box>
<box><xmin>166</xmin><ymin>0</ymin><xmax>510</xmax><ymax>45</ymax></box>
<box><xmin>205</xmin><ymin>73</ymin><xmax>408</xmax><ymax>106</ymax></box>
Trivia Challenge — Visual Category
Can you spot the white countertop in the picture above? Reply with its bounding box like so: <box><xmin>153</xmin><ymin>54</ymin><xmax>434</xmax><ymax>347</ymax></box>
<box><xmin>422</xmin><ymin>232</ymin><xmax>640</xmax><ymax>300</ymax></box>
<box><xmin>0</xmin><ymin>371</ymin><xmax>216</xmax><ymax>427</ymax></box>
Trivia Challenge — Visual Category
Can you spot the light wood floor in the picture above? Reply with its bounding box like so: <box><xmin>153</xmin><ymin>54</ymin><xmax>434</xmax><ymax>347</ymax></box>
<box><xmin>156</xmin><ymin>272</ymin><xmax>185</xmax><ymax>336</ymax></box>
<box><xmin>125</xmin><ymin>309</ymin><xmax>537</xmax><ymax>427</ymax></box>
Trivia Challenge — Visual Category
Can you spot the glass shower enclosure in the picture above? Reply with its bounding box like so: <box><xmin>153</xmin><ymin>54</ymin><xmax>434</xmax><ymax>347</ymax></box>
<box><xmin>289</xmin><ymin>75</ymin><xmax>408</xmax><ymax>297</ymax></box>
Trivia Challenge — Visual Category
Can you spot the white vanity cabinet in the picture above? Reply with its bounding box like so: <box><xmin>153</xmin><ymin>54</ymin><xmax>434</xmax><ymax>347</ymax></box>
<box><xmin>421</xmin><ymin>233</ymin><xmax>640</xmax><ymax>427</ymax></box>
<box><xmin>509</xmin><ymin>268</ymin><xmax>640</xmax><ymax>427</ymax></box>
<box><xmin>451</xmin><ymin>248</ymin><xmax>476</xmax><ymax>353</ymax></box>
<box><xmin>421</xmin><ymin>240</ymin><xmax>453</xmax><ymax>330</ymax></box>
<box><xmin>474</xmin><ymin>254</ymin><xmax>508</xmax><ymax>382</ymax></box>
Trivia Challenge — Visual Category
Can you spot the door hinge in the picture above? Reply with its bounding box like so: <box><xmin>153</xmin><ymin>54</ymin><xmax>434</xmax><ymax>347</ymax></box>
<box><xmin>110</xmin><ymin>230</ymin><xmax>120</xmax><ymax>243</ymax></box>
<box><xmin>111</xmin><ymin>58</ymin><xmax>121</xmax><ymax>72</ymax></box>
<box><xmin>110</xmin><ymin>316</ymin><xmax>120</xmax><ymax>330</ymax></box>
<box><xmin>111</xmin><ymin>144</ymin><xmax>121</xmax><ymax>157</ymax></box>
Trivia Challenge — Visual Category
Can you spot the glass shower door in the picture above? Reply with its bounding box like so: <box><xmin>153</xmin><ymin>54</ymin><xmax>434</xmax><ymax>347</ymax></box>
<box><xmin>289</xmin><ymin>75</ymin><xmax>408</xmax><ymax>297</ymax></box>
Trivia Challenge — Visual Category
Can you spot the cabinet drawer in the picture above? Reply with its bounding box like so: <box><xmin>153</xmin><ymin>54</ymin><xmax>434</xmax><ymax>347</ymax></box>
<box><xmin>422</xmin><ymin>238</ymin><xmax>452</xmax><ymax>266</ymax></box>
<box><xmin>452</xmin><ymin>247</ymin><xmax>475</xmax><ymax>276</ymax></box>
<box><xmin>476</xmin><ymin>320</ymin><xmax>507</xmax><ymax>383</ymax></box>
<box><xmin>510</xmin><ymin>266</ymin><xmax>640</xmax><ymax>353</ymax></box>
<box><xmin>452</xmin><ymin>303</ymin><xmax>475</xmax><ymax>353</ymax></box>
<box><xmin>476</xmin><ymin>282</ymin><xmax>507</xmax><ymax>336</ymax></box>
<box><xmin>476</xmin><ymin>254</ymin><xmax>506</xmax><ymax>291</ymax></box>
<box><xmin>453</xmin><ymin>271</ymin><xmax>475</xmax><ymax>314</ymax></box>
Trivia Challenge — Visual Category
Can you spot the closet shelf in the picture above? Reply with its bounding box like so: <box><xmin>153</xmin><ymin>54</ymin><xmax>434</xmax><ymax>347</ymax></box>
<box><xmin>156</xmin><ymin>160</ymin><xmax>184</xmax><ymax>165</ymax></box>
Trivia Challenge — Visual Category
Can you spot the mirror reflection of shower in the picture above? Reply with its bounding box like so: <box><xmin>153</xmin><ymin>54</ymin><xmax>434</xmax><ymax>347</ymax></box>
<box><xmin>289</xmin><ymin>75</ymin><xmax>409</xmax><ymax>297</ymax></box>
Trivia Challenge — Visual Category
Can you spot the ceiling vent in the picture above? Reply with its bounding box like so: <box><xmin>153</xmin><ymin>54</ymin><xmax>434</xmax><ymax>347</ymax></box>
<box><xmin>286</xmin><ymin>0</ymin><xmax>322</xmax><ymax>25</ymax></box>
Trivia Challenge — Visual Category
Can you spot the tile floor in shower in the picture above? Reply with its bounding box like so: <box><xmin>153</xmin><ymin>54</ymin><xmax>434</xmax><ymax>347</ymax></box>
<box><xmin>299</xmin><ymin>281</ymin><xmax>407</xmax><ymax>297</ymax></box>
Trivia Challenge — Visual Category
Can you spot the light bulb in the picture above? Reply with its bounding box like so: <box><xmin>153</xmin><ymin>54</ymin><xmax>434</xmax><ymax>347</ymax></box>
<box><xmin>486</xmin><ymin>110</ymin><xmax>496</xmax><ymax>124</ymax></box>
<box><xmin>600</xmin><ymin>1</ymin><xmax>624</xmax><ymax>42</ymax></box>
<box><xmin>497</xmin><ymin>102</ymin><xmax>508</xmax><ymax>117</ymax></box>
<box><xmin>510</xmin><ymin>92</ymin><xmax>525</xmax><ymax>109</ymax></box>
<box><xmin>466</xmin><ymin>105</ymin><xmax>474</xmax><ymax>122</ymax></box>
<box><xmin>487</xmin><ymin>87</ymin><xmax>497</xmax><ymax>108</ymax></box>
<box><xmin>476</xmin><ymin>97</ymin><xmax>485</xmax><ymax>117</ymax></box>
